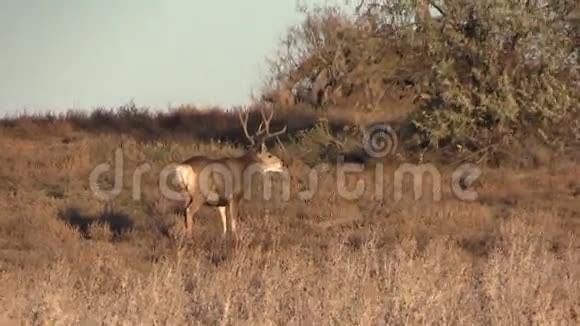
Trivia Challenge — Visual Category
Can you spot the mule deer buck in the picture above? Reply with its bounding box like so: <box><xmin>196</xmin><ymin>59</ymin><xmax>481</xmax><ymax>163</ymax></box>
<box><xmin>173</xmin><ymin>106</ymin><xmax>287</xmax><ymax>237</ymax></box>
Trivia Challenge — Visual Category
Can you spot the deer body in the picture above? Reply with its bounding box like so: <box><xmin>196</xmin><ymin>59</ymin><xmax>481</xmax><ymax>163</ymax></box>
<box><xmin>174</xmin><ymin>106</ymin><xmax>286</xmax><ymax>237</ymax></box>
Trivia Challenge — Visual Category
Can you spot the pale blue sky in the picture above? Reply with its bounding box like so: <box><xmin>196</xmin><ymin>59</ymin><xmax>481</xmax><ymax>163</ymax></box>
<box><xmin>0</xmin><ymin>1</ymin><xmax>317</xmax><ymax>114</ymax></box>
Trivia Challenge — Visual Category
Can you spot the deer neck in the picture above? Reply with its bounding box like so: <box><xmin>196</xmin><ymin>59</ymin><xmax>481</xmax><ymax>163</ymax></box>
<box><xmin>240</xmin><ymin>150</ymin><xmax>268</xmax><ymax>171</ymax></box>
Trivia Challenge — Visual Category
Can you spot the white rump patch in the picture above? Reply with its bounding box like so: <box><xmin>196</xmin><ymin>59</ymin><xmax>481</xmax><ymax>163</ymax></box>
<box><xmin>174</xmin><ymin>164</ymin><xmax>197</xmax><ymax>192</ymax></box>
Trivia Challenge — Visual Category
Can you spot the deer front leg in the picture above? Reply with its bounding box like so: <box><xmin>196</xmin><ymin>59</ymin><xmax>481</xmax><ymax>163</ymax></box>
<box><xmin>185</xmin><ymin>206</ymin><xmax>193</xmax><ymax>236</ymax></box>
<box><xmin>183</xmin><ymin>195</ymin><xmax>192</xmax><ymax>233</ymax></box>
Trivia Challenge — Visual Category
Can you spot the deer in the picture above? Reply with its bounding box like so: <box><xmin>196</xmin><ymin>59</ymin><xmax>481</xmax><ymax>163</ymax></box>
<box><xmin>173</xmin><ymin>106</ymin><xmax>288</xmax><ymax>238</ymax></box>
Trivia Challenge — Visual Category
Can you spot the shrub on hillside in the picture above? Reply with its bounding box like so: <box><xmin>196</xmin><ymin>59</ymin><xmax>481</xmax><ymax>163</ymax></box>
<box><xmin>262</xmin><ymin>4</ymin><xmax>422</xmax><ymax>111</ymax></box>
<box><xmin>263</xmin><ymin>0</ymin><xmax>579</xmax><ymax>162</ymax></box>
<box><xmin>408</xmin><ymin>1</ymin><xmax>579</xmax><ymax>156</ymax></box>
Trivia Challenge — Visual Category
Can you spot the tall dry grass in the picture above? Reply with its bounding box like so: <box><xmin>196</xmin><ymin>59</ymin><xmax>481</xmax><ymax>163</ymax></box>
<box><xmin>0</xmin><ymin>124</ymin><xmax>579</xmax><ymax>325</ymax></box>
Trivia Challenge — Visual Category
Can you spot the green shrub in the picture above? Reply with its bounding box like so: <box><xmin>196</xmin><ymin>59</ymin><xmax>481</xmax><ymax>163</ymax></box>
<box><xmin>291</xmin><ymin>118</ymin><xmax>363</xmax><ymax>166</ymax></box>
<box><xmin>264</xmin><ymin>0</ymin><xmax>579</xmax><ymax>162</ymax></box>
<box><xmin>406</xmin><ymin>1</ymin><xmax>579</xmax><ymax>154</ymax></box>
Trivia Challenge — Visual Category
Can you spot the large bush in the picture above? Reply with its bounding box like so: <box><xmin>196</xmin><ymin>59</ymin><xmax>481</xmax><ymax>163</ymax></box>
<box><xmin>263</xmin><ymin>0</ymin><xmax>580</xmax><ymax>162</ymax></box>
<box><xmin>408</xmin><ymin>1</ymin><xmax>579</xmax><ymax>154</ymax></box>
<box><xmin>261</xmin><ymin>4</ymin><xmax>423</xmax><ymax>111</ymax></box>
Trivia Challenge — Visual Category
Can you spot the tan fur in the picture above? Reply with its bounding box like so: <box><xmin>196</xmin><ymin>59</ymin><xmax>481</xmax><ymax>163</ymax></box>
<box><xmin>174</xmin><ymin>105</ymin><xmax>287</xmax><ymax>237</ymax></box>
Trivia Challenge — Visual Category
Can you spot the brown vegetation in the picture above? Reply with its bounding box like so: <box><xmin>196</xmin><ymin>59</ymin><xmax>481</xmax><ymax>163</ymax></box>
<box><xmin>1</xmin><ymin>0</ymin><xmax>580</xmax><ymax>324</ymax></box>
<box><xmin>1</xmin><ymin>114</ymin><xmax>580</xmax><ymax>324</ymax></box>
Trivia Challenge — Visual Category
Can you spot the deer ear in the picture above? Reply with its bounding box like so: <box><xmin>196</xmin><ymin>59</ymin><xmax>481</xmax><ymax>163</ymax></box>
<box><xmin>260</xmin><ymin>142</ymin><xmax>267</xmax><ymax>153</ymax></box>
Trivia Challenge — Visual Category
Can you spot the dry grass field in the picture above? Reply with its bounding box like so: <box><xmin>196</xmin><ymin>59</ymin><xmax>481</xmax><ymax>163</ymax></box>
<box><xmin>0</xmin><ymin>109</ymin><xmax>579</xmax><ymax>325</ymax></box>
<box><xmin>0</xmin><ymin>2</ymin><xmax>578</xmax><ymax>323</ymax></box>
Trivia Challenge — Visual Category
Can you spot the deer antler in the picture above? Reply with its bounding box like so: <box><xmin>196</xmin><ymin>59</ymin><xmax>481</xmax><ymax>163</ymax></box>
<box><xmin>258</xmin><ymin>105</ymin><xmax>287</xmax><ymax>143</ymax></box>
<box><xmin>238</xmin><ymin>107</ymin><xmax>254</xmax><ymax>146</ymax></box>
<box><xmin>237</xmin><ymin>105</ymin><xmax>287</xmax><ymax>150</ymax></box>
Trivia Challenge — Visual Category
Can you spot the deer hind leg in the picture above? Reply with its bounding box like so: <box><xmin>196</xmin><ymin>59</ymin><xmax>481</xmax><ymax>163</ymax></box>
<box><xmin>185</xmin><ymin>194</ymin><xmax>203</xmax><ymax>237</ymax></box>
<box><xmin>228</xmin><ymin>201</ymin><xmax>238</xmax><ymax>234</ymax></box>
<box><xmin>217</xmin><ymin>206</ymin><xmax>227</xmax><ymax>235</ymax></box>
<box><xmin>175</xmin><ymin>165</ymin><xmax>202</xmax><ymax>237</ymax></box>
